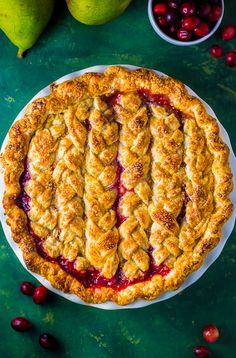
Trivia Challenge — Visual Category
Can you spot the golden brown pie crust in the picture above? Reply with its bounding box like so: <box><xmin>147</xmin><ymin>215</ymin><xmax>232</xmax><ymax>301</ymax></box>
<box><xmin>2</xmin><ymin>66</ymin><xmax>233</xmax><ymax>305</ymax></box>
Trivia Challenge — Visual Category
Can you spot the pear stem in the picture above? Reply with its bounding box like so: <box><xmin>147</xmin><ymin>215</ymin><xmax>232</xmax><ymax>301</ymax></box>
<box><xmin>17</xmin><ymin>48</ymin><xmax>25</xmax><ymax>59</ymax></box>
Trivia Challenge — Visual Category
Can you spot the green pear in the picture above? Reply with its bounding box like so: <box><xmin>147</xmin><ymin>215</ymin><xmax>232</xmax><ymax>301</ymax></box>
<box><xmin>66</xmin><ymin>0</ymin><xmax>132</xmax><ymax>25</ymax></box>
<box><xmin>0</xmin><ymin>0</ymin><xmax>54</xmax><ymax>58</ymax></box>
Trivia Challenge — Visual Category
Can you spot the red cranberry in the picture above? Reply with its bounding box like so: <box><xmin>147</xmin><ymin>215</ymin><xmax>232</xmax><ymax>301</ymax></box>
<box><xmin>166</xmin><ymin>10</ymin><xmax>177</xmax><ymax>24</ymax></box>
<box><xmin>20</xmin><ymin>281</ymin><xmax>35</xmax><ymax>295</ymax></box>
<box><xmin>203</xmin><ymin>324</ymin><xmax>220</xmax><ymax>343</ymax></box>
<box><xmin>194</xmin><ymin>346</ymin><xmax>210</xmax><ymax>358</ymax></box>
<box><xmin>33</xmin><ymin>285</ymin><xmax>50</xmax><ymax>304</ymax></box>
<box><xmin>11</xmin><ymin>317</ymin><xmax>31</xmax><ymax>332</ymax></box>
<box><xmin>167</xmin><ymin>0</ymin><xmax>181</xmax><ymax>9</ymax></box>
<box><xmin>210</xmin><ymin>44</ymin><xmax>223</xmax><ymax>58</ymax></box>
<box><xmin>180</xmin><ymin>2</ymin><xmax>196</xmax><ymax>16</ymax></box>
<box><xmin>182</xmin><ymin>16</ymin><xmax>200</xmax><ymax>30</ymax></box>
<box><xmin>194</xmin><ymin>22</ymin><xmax>209</xmax><ymax>37</ymax></box>
<box><xmin>225</xmin><ymin>51</ymin><xmax>236</xmax><ymax>67</ymax></box>
<box><xmin>169</xmin><ymin>24</ymin><xmax>178</xmax><ymax>35</ymax></box>
<box><xmin>158</xmin><ymin>15</ymin><xmax>168</xmax><ymax>27</ymax></box>
<box><xmin>39</xmin><ymin>333</ymin><xmax>58</xmax><ymax>350</ymax></box>
<box><xmin>197</xmin><ymin>3</ymin><xmax>212</xmax><ymax>17</ymax></box>
<box><xmin>208</xmin><ymin>5</ymin><xmax>222</xmax><ymax>22</ymax></box>
<box><xmin>154</xmin><ymin>3</ymin><xmax>168</xmax><ymax>15</ymax></box>
<box><xmin>177</xmin><ymin>28</ymin><xmax>192</xmax><ymax>41</ymax></box>
<box><xmin>222</xmin><ymin>25</ymin><xmax>236</xmax><ymax>41</ymax></box>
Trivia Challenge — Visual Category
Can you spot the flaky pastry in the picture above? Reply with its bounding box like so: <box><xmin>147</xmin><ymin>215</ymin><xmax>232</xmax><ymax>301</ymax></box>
<box><xmin>2</xmin><ymin>66</ymin><xmax>233</xmax><ymax>305</ymax></box>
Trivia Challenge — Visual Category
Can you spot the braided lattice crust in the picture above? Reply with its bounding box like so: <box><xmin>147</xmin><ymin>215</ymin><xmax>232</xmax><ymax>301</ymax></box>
<box><xmin>2</xmin><ymin>67</ymin><xmax>233</xmax><ymax>305</ymax></box>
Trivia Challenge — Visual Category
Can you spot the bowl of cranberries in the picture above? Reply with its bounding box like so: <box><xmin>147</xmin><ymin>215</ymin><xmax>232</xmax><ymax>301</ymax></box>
<box><xmin>148</xmin><ymin>0</ymin><xmax>224</xmax><ymax>45</ymax></box>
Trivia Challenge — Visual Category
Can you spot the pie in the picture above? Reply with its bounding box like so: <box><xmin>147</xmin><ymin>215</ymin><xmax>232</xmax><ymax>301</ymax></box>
<box><xmin>2</xmin><ymin>66</ymin><xmax>233</xmax><ymax>305</ymax></box>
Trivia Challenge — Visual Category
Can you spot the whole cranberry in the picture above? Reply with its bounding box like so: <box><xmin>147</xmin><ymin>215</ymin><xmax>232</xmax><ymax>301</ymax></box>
<box><xmin>222</xmin><ymin>25</ymin><xmax>236</xmax><ymax>41</ymax></box>
<box><xmin>39</xmin><ymin>333</ymin><xmax>58</xmax><ymax>350</ymax></box>
<box><xmin>177</xmin><ymin>28</ymin><xmax>192</xmax><ymax>41</ymax></box>
<box><xmin>197</xmin><ymin>3</ymin><xmax>212</xmax><ymax>17</ymax></box>
<box><xmin>194</xmin><ymin>346</ymin><xmax>210</xmax><ymax>358</ymax></box>
<box><xmin>167</xmin><ymin>0</ymin><xmax>181</xmax><ymax>9</ymax></box>
<box><xmin>33</xmin><ymin>285</ymin><xmax>50</xmax><ymax>304</ymax></box>
<box><xmin>154</xmin><ymin>3</ymin><xmax>168</xmax><ymax>15</ymax></box>
<box><xmin>20</xmin><ymin>281</ymin><xmax>35</xmax><ymax>296</ymax></box>
<box><xmin>166</xmin><ymin>10</ymin><xmax>177</xmax><ymax>24</ymax></box>
<box><xmin>169</xmin><ymin>24</ymin><xmax>178</xmax><ymax>35</ymax></box>
<box><xmin>225</xmin><ymin>51</ymin><xmax>236</xmax><ymax>67</ymax></box>
<box><xmin>194</xmin><ymin>22</ymin><xmax>209</xmax><ymax>37</ymax></box>
<box><xmin>182</xmin><ymin>16</ymin><xmax>200</xmax><ymax>30</ymax></box>
<box><xmin>180</xmin><ymin>2</ymin><xmax>196</xmax><ymax>16</ymax></box>
<box><xmin>208</xmin><ymin>5</ymin><xmax>222</xmax><ymax>22</ymax></box>
<box><xmin>203</xmin><ymin>324</ymin><xmax>220</xmax><ymax>343</ymax></box>
<box><xmin>210</xmin><ymin>44</ymin><xmax>223</xmax><ymax>58</ymax></box>
<box><xmin>158</xmin><ymin>15</ymin><xmax>168</xmax><ymax>27</ymax></box>
<box><xmin>11</xmin><ymin>317</ymin><xmax>31</xmax><ymax>332</ymax></box>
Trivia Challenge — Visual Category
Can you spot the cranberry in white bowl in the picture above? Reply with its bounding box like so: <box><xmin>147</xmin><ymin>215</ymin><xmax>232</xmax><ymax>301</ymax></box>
<box><xmin>148</xmin><ymin>0</ymin><xmax>224</xmax><ymax>46</ymax></box>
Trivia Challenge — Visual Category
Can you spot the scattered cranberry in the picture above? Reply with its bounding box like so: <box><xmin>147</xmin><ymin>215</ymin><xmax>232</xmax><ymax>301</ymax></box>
<box><xmin>194</xmin><ymin>346</ymin><xmax>210</xmax><ymax>358</ymax></box>
<box><xmin>203</xmin><ymin>324</ymin><xmax>220</xmax><ymax>343</ymax></box>
<box><xmin>208</xmin><ymin>5</ymin><xmax>222</xmax><ymax>22</ymax></box>
<box><xmin>11</xmin><ymin>317</ymin><xmax>31</xmax><ymax>332</ymax></box>
<box><xmin>225</xmin><ymin>51</ymin><xmax>236</xmax><ymax>67</ymax></box>
<box><xmin>33</xmin><ymin>285</ymin><xmax>50</xmax><ymax>304</ymax></box>
<box><xmin>20</xmin><ymin>281</ymin><xmax>35</xmax><ymax>296</ymax></box>
<box><xmin>180</xmin><ymin>2</ymin><xmax>196</xmax><ymax>16</ymax></box>
<box><xmin>222</xmin><ymin>25</ymin><xmax>236</xmax><ymax>41</ymax></box>
<box><xmin>154</xmin><ymin>3</ymin><xmax>168</xmax><ymax>15</ymax></box>
<box><xmin>39</xmin><ymin>333</ymin><xmax>58</xmax><ymax>350</ymax></box>
<box><xmin>182</xmin><ymin>16</ymin><xmax>200</xmax><ymax>30</ymax></box>
<box><xmin>194</xmin><ymin>22</ymin><xmax>209</xmax><ymax>37</ymax></box>
<box><xmin>158</xmin><ymin>15</ymin><xmax>168</xmax><ymax>27</ymax></box>
<box><xmin>210</xmin><ymin>44</ymin><xmax>223</xmax><ymax>58</ymax></box>
<box><xmin>197</xmin><ymin>3</ymin><xmax>211</xmax><ymax>17</ymax></box>
<box><xmin>177</xmin><ymin>28</ymin><xmax>192</xmax><ymax>41</ymax></box>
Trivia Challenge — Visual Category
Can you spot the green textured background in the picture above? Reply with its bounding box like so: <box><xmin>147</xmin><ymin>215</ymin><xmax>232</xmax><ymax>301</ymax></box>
<box><xmin>0</xmin><ymin>0</ymin><xmax>236</xmax><ymax>357</ymax></box>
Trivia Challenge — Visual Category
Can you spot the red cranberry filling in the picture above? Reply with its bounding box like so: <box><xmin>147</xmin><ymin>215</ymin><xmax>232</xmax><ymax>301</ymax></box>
<box><xmin>112</xmin><ymin>160</ymin><xmax>130</xmax><ymax>227</ymax></box>
<box><xmin>105</xmin><ymin>92</ymin><xmax>121</xmax><ymax>106</ymax></box>
<box><xmin>84</xmin><ymin>118</ymin><xmax>91</xmax><ymax>131</ymax></box>
<box><xmin>137</xmin><ymin>89</ymin><xmax>170</xmax><ymax>107</ymax></box>
<box><xmin>34</xmin><ymin>235</ymin><xmax>171</xmax><ymax>290</ymax></box>
<box><xmin>16</xmin><ymin>161</ymin><xmax>31</xmax><ymax>212</ymax></box>
<box><xmin>137</xmin><ymin>88</ymin><xmax>185</xmax><ymax>129</ymax></box>
<box><xmin>177</xmin><ymin>184</ymin><xmax>190</xmax><ymax>224</ymax></box>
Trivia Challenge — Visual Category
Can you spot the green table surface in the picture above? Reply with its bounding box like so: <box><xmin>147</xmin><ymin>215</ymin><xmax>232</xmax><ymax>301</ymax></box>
<box><xmin>0</xmin><ymin>1</ymin><xmax>236</xmax><ymax>357</ymax></box>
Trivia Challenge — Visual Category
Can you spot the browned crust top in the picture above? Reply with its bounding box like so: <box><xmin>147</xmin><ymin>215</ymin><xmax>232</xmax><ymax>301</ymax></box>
<box><xmin>2</xmin><ymin>66</ymin><xmax>233</xmax><ymax>305</ymax></box>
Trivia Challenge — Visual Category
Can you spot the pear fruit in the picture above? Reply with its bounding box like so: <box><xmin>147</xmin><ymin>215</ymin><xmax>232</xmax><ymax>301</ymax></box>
<box><xmin>0</xmin><ymin>0</ymin><xmax>54</xmax><ymax>58</ymax></box>
<box><xmin>66</xmin><ymin>0</ymin><xmax>132</xmax><ymax>25</ymax></box>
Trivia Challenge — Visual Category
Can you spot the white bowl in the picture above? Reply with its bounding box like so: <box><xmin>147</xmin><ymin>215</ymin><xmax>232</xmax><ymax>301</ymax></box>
<box><xmin>148</xmin><ymin>0</ymin><xmax>224</xmax><ymax>46</ymax></box>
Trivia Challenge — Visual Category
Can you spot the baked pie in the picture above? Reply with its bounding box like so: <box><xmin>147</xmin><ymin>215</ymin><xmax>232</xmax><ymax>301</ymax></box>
<box><xmin>2</xmin><ymin>66</ymin><xmax>233</xmax><ymax>305</ymax></box>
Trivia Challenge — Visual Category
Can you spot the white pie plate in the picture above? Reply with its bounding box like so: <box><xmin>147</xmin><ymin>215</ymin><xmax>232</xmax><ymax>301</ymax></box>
<box><xmin>0</xmin><ymin>65</ymin><xmax>236</xmax><ymax>310</ymax></box>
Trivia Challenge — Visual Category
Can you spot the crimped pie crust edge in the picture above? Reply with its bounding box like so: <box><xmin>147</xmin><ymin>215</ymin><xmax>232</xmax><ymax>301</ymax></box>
<box><xmin>2</xmin><ymin>66</ymin><xmax>233</xmax><ymax>305</ymax></box>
